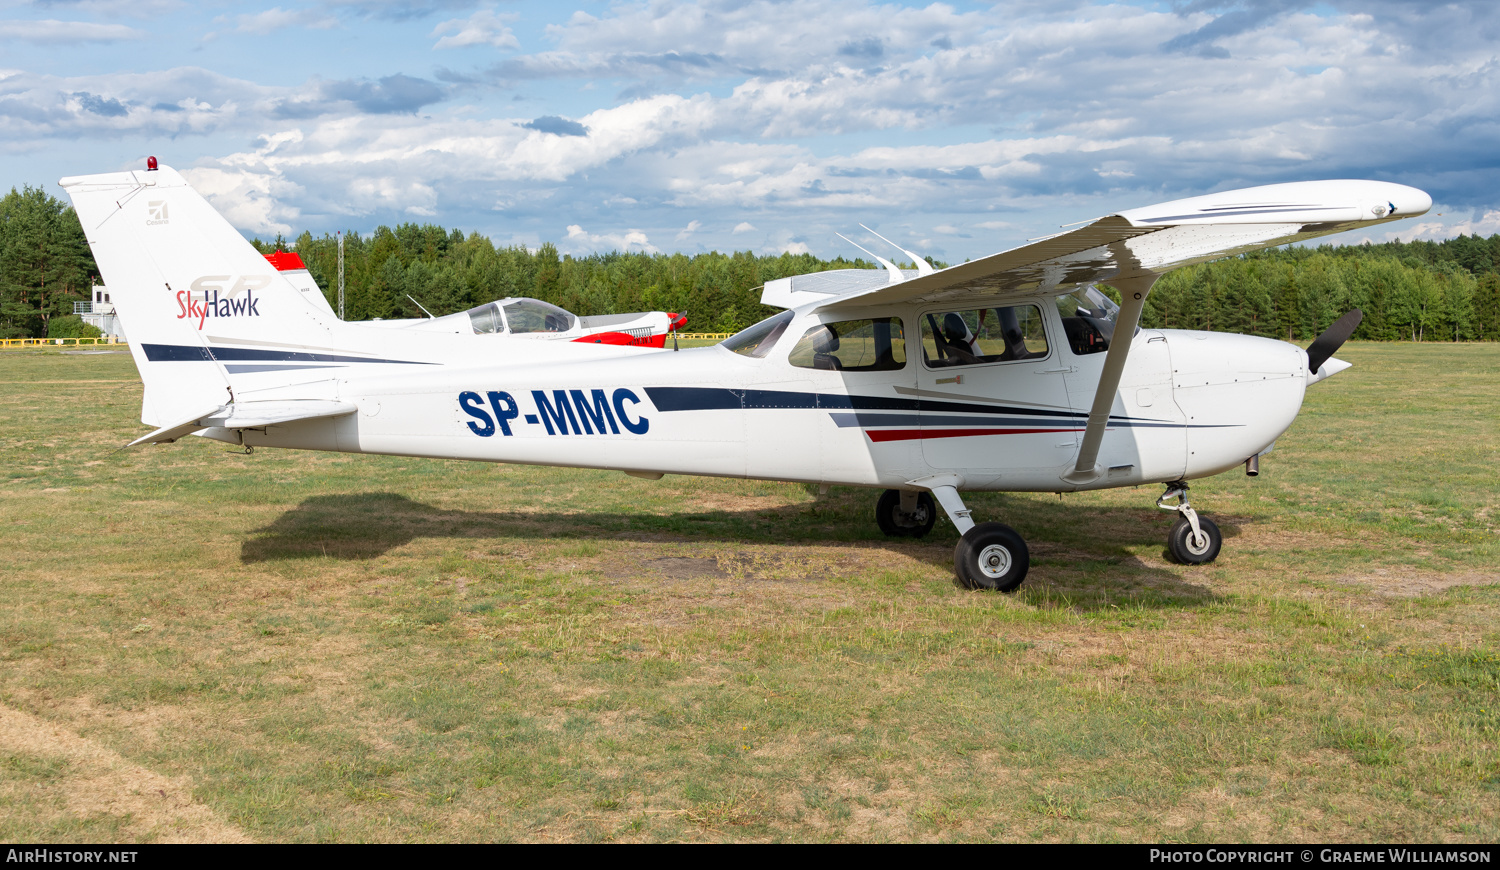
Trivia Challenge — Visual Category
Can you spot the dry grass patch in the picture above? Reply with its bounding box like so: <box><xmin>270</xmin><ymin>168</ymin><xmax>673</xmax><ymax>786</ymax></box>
<box><xmin>0</xmin><ymin>703</ymin><xmax>251</xmax><ymax>843</ymax></box>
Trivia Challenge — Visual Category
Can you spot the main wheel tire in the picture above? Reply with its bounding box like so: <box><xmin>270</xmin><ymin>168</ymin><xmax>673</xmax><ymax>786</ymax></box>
<box><xmin>875</xmin><ymin>489</ymin><xmax>937</xmax><ymax>538</ymax></box>
<box><xmin>954</xmin><ymin>522</ymin><xmax>1030</xmax><ymax>592</ymax></box>
<box><xmin>1166</xmin><ymin>515</ymin><xmax>1222</xmax><ymax>565</ymax></box>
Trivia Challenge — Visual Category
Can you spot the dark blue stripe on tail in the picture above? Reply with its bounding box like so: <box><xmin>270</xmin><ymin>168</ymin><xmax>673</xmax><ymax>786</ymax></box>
<box><xmin>142</xmin><ymin>343</ymin><xmax>431</xmax><ymax>365</ymax></box>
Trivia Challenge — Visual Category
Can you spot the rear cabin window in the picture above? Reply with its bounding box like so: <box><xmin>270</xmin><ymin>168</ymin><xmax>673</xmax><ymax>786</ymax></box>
<box><xmin>720</xmin><ymin>310</ymin><xmax>794</xmax><ymax>358</ymax></box>
<box><xmin>920</xmin><ymin>304</ymin><xmax>1048</xmax><ymax>368</ymax></box>
<box><xmin>787</xmin><ymin>318</ymin><xmax>906</xmax><ymax>371</ymax></box>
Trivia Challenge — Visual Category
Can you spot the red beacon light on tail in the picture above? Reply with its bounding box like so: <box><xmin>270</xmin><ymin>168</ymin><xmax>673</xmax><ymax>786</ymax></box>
<box><xmin>146</xmin><ymin>156</ymin><xmax>158</xmax><ymax>171</ymax></box>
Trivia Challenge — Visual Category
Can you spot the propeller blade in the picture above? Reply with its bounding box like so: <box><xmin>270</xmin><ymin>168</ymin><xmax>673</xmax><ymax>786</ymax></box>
<box><xmin>1306</xmin><ymin>308</ymin><xmax>1363</xmax><ymax>374</ymax></box>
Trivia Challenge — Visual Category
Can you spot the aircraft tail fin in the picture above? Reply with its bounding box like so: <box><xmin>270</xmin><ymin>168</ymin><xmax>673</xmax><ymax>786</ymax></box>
<box><xmin>60</xmin><ymin>165</ymin><xmax>345</xmax><ymax>427</ymax></box>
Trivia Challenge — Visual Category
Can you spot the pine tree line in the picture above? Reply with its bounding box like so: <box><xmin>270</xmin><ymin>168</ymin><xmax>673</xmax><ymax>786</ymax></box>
<box><xmin>273</xmin><ymin>224</ymin><xmax>1500</xmax><ymax>341</ymax></box>
<box><xmin>3</xmin><ymin>182</ymin><xmax>1498</xmax><ymax>341</ymax></box>
<box><xmin>1144</xmin><ymin>247</ymin><xmax>1500</xmax><ymax>342</ymax></box>
<box><xmin>0</xmin><ymin>186</ymin><xmax>97</xmax><ymax>338</ymax></box>
<box><xmin>272</xmin><ymin>226</ymin><xmax>875</xmax><ymax>334</ymax></box>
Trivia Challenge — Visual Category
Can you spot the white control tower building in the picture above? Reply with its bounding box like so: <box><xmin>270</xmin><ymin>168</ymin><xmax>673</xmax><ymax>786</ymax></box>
<box><xmin>75</xmin><ymin>284</ymin><xmax>126</xmax><ymax>339</ymax></box>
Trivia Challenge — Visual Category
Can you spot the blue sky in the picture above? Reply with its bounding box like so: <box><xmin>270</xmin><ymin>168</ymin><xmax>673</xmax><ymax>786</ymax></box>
<box><xmin>2</xmin><ymin>0</ymin><xmax>1497</xmax><ymax>260</ymax></box>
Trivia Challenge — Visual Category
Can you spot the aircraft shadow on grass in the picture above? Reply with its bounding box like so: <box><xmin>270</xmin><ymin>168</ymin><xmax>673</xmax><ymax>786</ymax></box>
<box><xmin>242</xmin><ymin>492</ymin><xmax>1226</xmax><ymax>610</ymax></box>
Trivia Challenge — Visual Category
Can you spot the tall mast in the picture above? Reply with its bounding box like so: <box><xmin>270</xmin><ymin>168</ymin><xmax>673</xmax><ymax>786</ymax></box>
<box><xmin>337</xmin><ymin>231</ymin><xmax>345</xmax><ymax>320</ymax></box>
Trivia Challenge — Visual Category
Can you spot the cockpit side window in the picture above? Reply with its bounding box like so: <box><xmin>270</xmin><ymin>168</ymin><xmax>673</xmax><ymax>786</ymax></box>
<box><xmin>467</xmin><ymin>302</ymin><xmax>504</xmax><ymax>334</ymax></box>
<box><xmin>788</xmin><ymin>318</ymin><xmax>906</xmax><ymax>371</ymax></box>
<box><xmin>720</xmin><ymin>310</ymin><xmax>794</xmax><ymax>358</ymax></box>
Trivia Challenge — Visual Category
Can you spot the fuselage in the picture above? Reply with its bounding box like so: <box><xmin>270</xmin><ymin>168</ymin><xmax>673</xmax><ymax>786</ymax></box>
<box><xmin>218</xmin><ymin>297</ymin><xmax>1309</xmax><ymax>493</ymax></box>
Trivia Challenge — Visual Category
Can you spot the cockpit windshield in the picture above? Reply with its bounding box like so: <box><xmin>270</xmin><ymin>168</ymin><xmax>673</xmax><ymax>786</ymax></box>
<box><xmin>1055</xmin><ymin>285</ymin><xmax>1126</xmax><ymax>355</ymax></box>
<box><xmin>720</xmin><ymin>310</ymin><xmax>794</xmax><ymax>358</ymax></box>
<box><xmin>1061</xmin><ymin>285</ymin><xmax>1121</xmax><ymax>326</ymax></box>
<box><xmin>503</xmin><ymin>298</ymin><xmax>575</xmax><ymax>333</ymax></box>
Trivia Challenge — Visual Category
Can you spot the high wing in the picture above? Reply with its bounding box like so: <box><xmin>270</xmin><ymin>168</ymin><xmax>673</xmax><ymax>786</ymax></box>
<box><xmin>761</xmin><ymin>180</ymin><xmax>1432</xmax><ymax>313</ymax></box>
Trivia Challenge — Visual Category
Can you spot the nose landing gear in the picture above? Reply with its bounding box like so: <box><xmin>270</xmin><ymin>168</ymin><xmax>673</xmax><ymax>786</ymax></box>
<box><xmin>1158</xmin><ymin>481</ymin><xmax>1222</xmax><ymax>564</ymax></box>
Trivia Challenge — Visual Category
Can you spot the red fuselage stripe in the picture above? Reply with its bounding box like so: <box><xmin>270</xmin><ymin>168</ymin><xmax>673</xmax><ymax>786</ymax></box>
<box><xmin>865</xmin><ymin>427</ymin><xmax>1081</xmax><ymax>443</ymax></box>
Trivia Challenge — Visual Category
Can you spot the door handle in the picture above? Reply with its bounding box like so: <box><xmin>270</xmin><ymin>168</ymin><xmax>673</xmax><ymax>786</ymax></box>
<box><xmin>1036</xmin><ymin>366</ymin><xmax>1076</xmax><ymax>374</ymax></box>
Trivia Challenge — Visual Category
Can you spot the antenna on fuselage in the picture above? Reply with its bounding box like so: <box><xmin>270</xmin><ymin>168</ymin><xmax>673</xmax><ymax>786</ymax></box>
<box><xmin>858</xmin><ymin>224</ymin><xmax>935</xmax><ymax>277</ymax></box>
<box><xmin>406</xmin><ymin>295</ymin><xmax>436</xmax><ymax>319</ymax></box>
<box><xmin>835</xmin><ymin>232</ymin><xmax>904</xmax><ymax>285</ymax></box>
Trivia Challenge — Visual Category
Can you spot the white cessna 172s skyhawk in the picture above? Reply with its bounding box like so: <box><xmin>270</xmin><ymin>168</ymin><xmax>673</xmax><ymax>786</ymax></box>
<box><xmin>61</xmin><ymin>162</ymin><xmax>1431</xmax><ymax>591</ymax></box>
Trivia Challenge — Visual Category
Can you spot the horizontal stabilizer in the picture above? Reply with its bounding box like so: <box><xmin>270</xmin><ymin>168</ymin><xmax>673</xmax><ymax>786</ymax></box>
<box><xmin>127</xmin><ymin>404</ymin><xmax>231</xmax><ymax>447</ymax></box>
<box><xmin>125</xmin><ymin>400</ymin><xmax>357</xmax><ymax>448</ymax></box>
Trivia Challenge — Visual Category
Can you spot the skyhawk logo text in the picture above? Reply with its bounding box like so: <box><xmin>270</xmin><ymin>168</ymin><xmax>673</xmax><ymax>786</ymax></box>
<box><xmin>176</xmin><ymin>275</ymin><xmax>272</xmax><ymax>329</ymax></box>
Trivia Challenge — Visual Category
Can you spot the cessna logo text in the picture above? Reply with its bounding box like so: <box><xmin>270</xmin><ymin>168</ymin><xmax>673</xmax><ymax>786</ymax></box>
<box><xmin>459</xmin><ymin>389</ymin><xmax>649</xmax><ymax>437</ymax></box>
<box><xmin>177</xmin><ymin>275</ymin><xmax>271</xmax><ymax>329</ymax></box>
<box><xmin>146</xmin><ymin>201</ymin><xmax>169</xmax><ymax>225</ymax></box>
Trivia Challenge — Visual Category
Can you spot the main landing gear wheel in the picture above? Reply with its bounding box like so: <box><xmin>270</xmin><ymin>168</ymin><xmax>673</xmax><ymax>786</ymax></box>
<box><xmin>876</xmin><ymin>489</ymin><xmax>937</xmax><ymax>538</ymax></box>
<box><xmin>954</xmin><ymin>522</ymin><xmax>1030</xmax><ymax>592</ymax></box>
<box><xmin>1167</xmin><ymin>515</ymin><xmax>1221</xmax><ymax>565</ymax></box>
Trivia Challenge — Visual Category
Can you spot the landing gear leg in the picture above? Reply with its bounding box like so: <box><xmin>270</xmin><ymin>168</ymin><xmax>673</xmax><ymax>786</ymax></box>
<box><xmin>1158</xmin><ymin>481</ymin><xmax>1222</xmax><ymax>564</ymax></box>
<box><xmin>875</xmin><ymin>489</ymin><xmax>937</xmax><ymax>538</ymax></box>
<box><xmin>922</xmin><ymin>482</ymin><xmax>1030</xmax><ymax>592</ymax></box>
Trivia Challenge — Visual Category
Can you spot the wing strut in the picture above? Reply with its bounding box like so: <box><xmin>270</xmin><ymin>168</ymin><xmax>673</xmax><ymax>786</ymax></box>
<box><xmin>1062</xmin><ymin>274</ymin><xmax>1158</xmax><ymax>485</ymax></box>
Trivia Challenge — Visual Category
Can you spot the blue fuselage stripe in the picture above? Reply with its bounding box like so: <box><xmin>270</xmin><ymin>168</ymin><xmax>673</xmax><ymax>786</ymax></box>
<box><xmin>142</xmin><ymin>343</ymin><xmax>431</xmax><ymax>365</ymax></box>
<box><xmin>644</xmin><ymin>386</ymin><xmax>1177</xmax><ymax>424</ymax></box>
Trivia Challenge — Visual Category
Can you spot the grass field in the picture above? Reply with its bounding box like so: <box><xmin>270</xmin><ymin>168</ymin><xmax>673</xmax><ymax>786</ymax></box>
<box><xmin>0</xmin><ymin>343</ymin><xmax>1496</xmax><ymax>842</ymax></box>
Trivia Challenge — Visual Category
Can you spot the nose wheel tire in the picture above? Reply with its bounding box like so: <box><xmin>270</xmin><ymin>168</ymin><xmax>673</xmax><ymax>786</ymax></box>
<box><xmin>954</xmin><ymin>522</ymin><xmax>1029</xmax><ymax>592</ymax></box>
<box><xmin>876</xmin><ymin>489</ymin><xmax>937</xmax><ymax>538</ymax></box>
<box><xmin>1167</xmin><ymin>515</ymin><xmax>1222</xmax><ymax>565</ymax></box>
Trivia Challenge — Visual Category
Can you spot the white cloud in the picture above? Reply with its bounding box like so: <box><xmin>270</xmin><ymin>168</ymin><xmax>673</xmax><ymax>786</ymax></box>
<box><xmin>432</xmin><ymin>9</ymin><xmax>519</xmax><ymax>50</ymax></box>
<box><xmin>1381</xmin><ymin>208</ymin><xmax>1500</xmax><ymax>243</ymax></box>
<box><xmin>18</xmin><ymin>0</ymin><xmax>185</xmax><ymax>18</ymax></box>
<box><xmin>181</xmin><ymin>165</ymin><xmax>301</xmax><ymax>237</ymax></box>
<box><xmin>7</xmin><ymin>1</ymin><xmax>1494</xmax><ymax>258</ymax></box>
<box><xmin>0</xmin><ymin>19</ymin><xmax>143</xmax><ymax>42</ymax></box>
<box><xmin>565</xmin><ymin>224</ymin><xmax>657</xmax><ymax>253</ymax></box>
<box><xmin>541</xmin><ymin>0</ymin><xmax>987</xmax><ymax>79</ymax></box>
<box><xmin>233</xmin><ymin>7</ymin><xmax>339</xmax><ymax>35</ymax></box>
